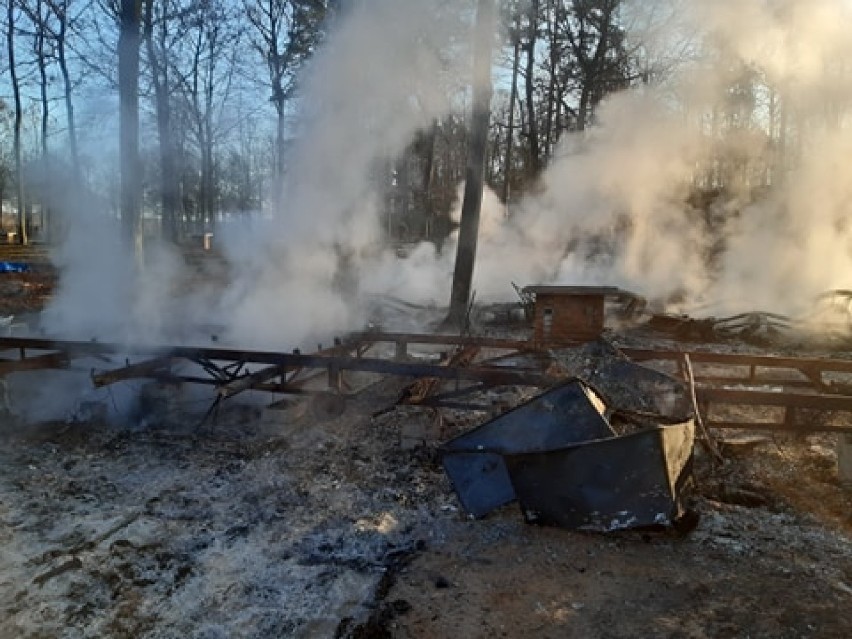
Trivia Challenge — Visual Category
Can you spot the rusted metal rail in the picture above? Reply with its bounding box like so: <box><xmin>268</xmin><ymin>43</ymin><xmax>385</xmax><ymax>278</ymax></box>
<box><xmin>622</xmin><ymin>347</ymin><xmax>852</xmax><ymax>392</ymax></box>
<box><xmin>4</xmin><ymin>334</ymin><xmax>852</xmax><ymax>432</ymax></box>
<box><xmin>0</xmin><ymin>335</ymin><xmax>552</xmax><ymax>393</ymax></box>
<box><xmin>621</xmin><ymin>347</ymin><xmax>852</xmax><ymax>431</ymax></box>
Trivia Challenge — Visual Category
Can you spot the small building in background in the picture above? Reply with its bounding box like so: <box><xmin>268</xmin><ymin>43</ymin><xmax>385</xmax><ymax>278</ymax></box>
<box><xmin>524</xmin><ymin>286</ymin><xmax>623</xmax><ymax>345</ymax></box>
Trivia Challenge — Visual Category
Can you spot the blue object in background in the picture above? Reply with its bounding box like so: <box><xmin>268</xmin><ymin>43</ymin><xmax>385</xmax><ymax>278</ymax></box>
<box><xmin>0</xmin><ymin>262</ymin><xmax>30</xmax><ymax>273</ymax></box>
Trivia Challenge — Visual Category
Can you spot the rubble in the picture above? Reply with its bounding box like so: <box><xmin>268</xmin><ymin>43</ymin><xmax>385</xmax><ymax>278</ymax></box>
<box><xmin>441</xmin><ymin>381</ymin><xmax>614</xmax><ymax>518</ymax></box>
<box><xmin>0</xmin><ymin>279</ymin><xmax>850</xmax><ymax>636</ymax></box>
<box><xmin>440</xmin><ymin>342</ymin><xmax>696</xmax><ymax>532</ymax></box>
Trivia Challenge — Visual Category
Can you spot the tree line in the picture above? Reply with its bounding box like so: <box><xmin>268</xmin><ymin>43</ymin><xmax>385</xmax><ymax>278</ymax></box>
<box><xmin>1</xmin><ymin>0</ymin><xmax>816</xmax><ymax>248</ymax></box>
<box><xmin>0</xmin><ymin>0</ymin><xmax>643</xmax><ymax>247</ymax></box>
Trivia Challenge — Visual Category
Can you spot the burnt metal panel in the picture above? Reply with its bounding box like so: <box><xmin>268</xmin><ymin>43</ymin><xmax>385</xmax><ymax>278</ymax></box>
<box><xmin>550</xmin><ymin>340</ymin><xmax>693</xmax><ymax>423</ymax></box>
<box><xmin>440</xmin><ymin>380</ymin><xmax>613</xmax><ymax>517</ymax></box>
<box><xmin>504</xmin><ymin>420</ymin><xmax>695</xmax><ymax>531</ymax></box>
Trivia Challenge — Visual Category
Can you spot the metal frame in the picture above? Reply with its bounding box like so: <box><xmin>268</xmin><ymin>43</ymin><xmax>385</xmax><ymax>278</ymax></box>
<box><xmin>0</xmin><ymin>334</ymin><xmax>551</xmax><ymax>394</ymax></box>
<box><xmin>622</xmin><ymin>347</ymin><xmax>852</xmax><ymax>432</ymax></box>
<box><xmin>3</xmin><ymin>334</ymin><xmax>852</xmax><ymax>432</ymax></box>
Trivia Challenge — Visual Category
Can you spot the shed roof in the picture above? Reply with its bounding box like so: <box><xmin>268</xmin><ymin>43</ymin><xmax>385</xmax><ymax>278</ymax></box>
<box><xmin>522</xmin><ymin>285</ymin><xmax>624</xmax><ymax>297</ymax></box>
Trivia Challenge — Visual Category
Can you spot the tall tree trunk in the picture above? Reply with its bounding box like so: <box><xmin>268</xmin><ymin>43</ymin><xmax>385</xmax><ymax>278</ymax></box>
<box><xmin>422</xmin><ymin>118</ymin><xmax>438</xmax><ymax>237</ymax></box>
<box><xmin>144</xmin><ymin>0</ymin><xmax>180</xmax><ymax>243</ymax></box>
<box><xmin>202</xmin><ymin>76</ymin><xmax>215</xmax><ymax>229</ymax></box>
<box><xmin>275</xmin><ymin>101</ymin><xmax>286</xmax><ymax>211</ymax></box>
<box><xmin>447</xmin><ymin>0</ymin><xmax>495</xmax><ymax>327</ymax></box>
<box><xmin>578</xmin><ymin>83</ymin><xmax>590</xmax><ymax>131</ymax></box>
<box><xmin>503</xmin><ymin>16</ymin><xmax>520</xmax><ymax>212</ymax></box>
<box><xmin>7</xmin><ymin>0</ymin><xmax>27</xmax><ymax>245</ymax></box>
<box><xmin>524</xmin><ymin>0</ymin><xmax>540</xmax><ymax>178</ymax></box>
<box><xmin>119</xmin><ymin>0</ymin><xmax>142</xmax><ymax>255</ymax></box>
<box><xmin>37</xmin><ymin>0</ymin><xmax>49</xmax><ymax>241</ymax></box>
<box><xmin>543</xmin><ymin>0</ymin><xmax>558</xmax><ymax>158</ymax></box>
<box><xmin>397</xmin><ymin>152</ymin><xmax>410</xmax><ymax>240</ymax></box>
<box><xmin>54</xmin><ymin>1</ymin><xmax>80</xmax><ymax>178</ymax></box>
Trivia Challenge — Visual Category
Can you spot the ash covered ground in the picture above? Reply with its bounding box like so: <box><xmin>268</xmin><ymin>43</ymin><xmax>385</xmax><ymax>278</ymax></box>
<box><xmin>0</xmin><ymin>292</ymin><xmax>850</xmax><ymax>637</ymax></box>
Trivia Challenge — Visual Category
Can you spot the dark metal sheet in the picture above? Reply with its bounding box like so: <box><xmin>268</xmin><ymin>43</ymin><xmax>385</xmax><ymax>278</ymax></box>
<box><xmin>504</xmin><ymin>420</ymin><xmax>694</xmax><ymax>531</ymax></box>
<box><xmin>551</xmin><ymin>341</ymin><xmax>693</xmax><ymax>423</ymax></box>
<box><xmin>440</xmin><ymin>381</ymin><xmax>614</xmax><ymax>517</ymax></box>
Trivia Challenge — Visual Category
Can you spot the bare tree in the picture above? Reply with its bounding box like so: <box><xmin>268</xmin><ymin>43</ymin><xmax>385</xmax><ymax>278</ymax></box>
<box><xmin>142</xmin><ymin>0</ymin><xmax>194</xmax><ymax>242</ymax></box>
<box><xmin>118</xmin><ymin>0</ymin><xmax>142</xmax><ymax>251</ymax></box>
<box><xmin>523</xmin><ymin>0</ymin><xmax>540</xmax><ymax>177</ymax></box>
<box><xmin>46</xmin><ymin>0</ymin><xmax>84</xmax><ymax>178</ymax></box>
<box><xmin>34</xmin><ymin>0</ymin><xmax>51</xmax><ymax>240</ymax></box>
<box><xmin>7</xmin><ymin>0</ymin><xmax>27</xmax><ymax>244</ymax></box>
<box><xmin>447</xmin><ymin>0</ymin><xmax>496</xmax><ymax>327</ymax></box>
<box><xmin>565</xmin><ymin>0</ymin><xmax>629</xmax><ymax>131</ymax></box>
<box><xmin>501</xmin><ymin>1</ymin><xmax>521</xmax><ymax>208</ymax></box>
<box><xmin>170</xmin><ymin>0</ymin><xmax>241</xmax><ymax>230</ymax></box>
<box><xmin>243</xmin><ymin>0</ymin><xmax>327</xmax><ymax>210</ymax></box>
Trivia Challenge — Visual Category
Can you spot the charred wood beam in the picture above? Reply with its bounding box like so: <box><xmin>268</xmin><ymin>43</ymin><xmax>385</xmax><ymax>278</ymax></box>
<box><xmin>696</xmin><ymin>387</ymin><xmax>852</xmax><ymax>411</ymax></box>
<box><xmin>0</xmin><ymin>352</ymin><xmax>69</xmax><ymax>376</ymax></box>
<box><xmin>400</xmin><ymin>345</ymin><xmax>481</xmax><ymax>405</ymax></box>
<box><xmin>688</xmin><ymin>376</ymin><xmax>815</xmax><ymax>389</ymax></box>
<box><xmin>217</xmin><ymin>365</ymin><xmax>289</xmax><ymax>399</ymax></box>
<box><xmin>0</xmin><ymin>338</ymin><xmax>148</xmax><ymax>357</ymax></box>
<box><xmin>191</xmin><ymin>357</ymin><xmax>247</xmax><ymax>382</ymax></box>
<box><xmin>349</xmin><ymin>332</ymin><xmax>531</xmax><ymax>351</ymax></box>
<box><xmin>0</xmin><ymin>335</ymin><xmax>528</xmax><ymax>358</ymax></box>
<box><xmin>214</xmin><ymin>350</ymin><xmax>541</xmax><ymax>385</ymax></box>
<box><xmin>623</xmin><ymin>347</ymin><xmax>852</xmax><ymax>374</ymax></box>
<box><xmin>624</xmin><ymin>348</ymin><xmax>852</xmax><ymax>392</ymax></box>
<box><xmin>417</xmin><ymin>383</ymin><xmax>488</xmax><ymax>404</ymax></box>
<box><xmin>704</xmin><ymin>419</ymin><xmax>851</xmax><ymax>433</ymax></box>
<box><xmin>91</xmin><ymin>357</ymin><xmax>175</xmax><ymax>387</ymax></box>
<box><xmin>417</xmin><ymin>401</ymin><xmax>491</xmax><ymax>411</ymax></box>
<box><xmin>2</xmin><ymin>335</ymin><xmax>547</xmax><ymax>388</ymax></box>
<box><xmin>697</xmin><ymin>387</ymin><xmax>852</xmax><ymax>432</ymax></box>
<box><xmin>251</xmin><ymin>383</ymin><xmax>322</xmax><ymax>395</ymax></box>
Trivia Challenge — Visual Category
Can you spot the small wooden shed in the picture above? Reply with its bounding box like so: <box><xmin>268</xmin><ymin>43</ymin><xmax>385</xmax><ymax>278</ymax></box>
<box><xmin>524</xmin><ymin>286</ymin><xmax>623</xmax><ymax>345</ymax></box>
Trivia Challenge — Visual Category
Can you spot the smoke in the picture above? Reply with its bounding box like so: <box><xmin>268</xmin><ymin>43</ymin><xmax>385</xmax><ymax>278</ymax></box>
<box><xmin>389</xmin><ymin>0</ymin><xmax>852</xmax><ymax>317</ymax></box>
<box><xmin>353</xmin><ymin>0</ymin><xmax>852</xmax><ymax>320</ymax></box>
<box><xmin>41</xmin><ymin>0</ymin><xmax>852</xmax><ymax>358</ymax></box>
<box><xmin>216</xmin><ymin>0</ymin><xmax>472</xmax><ymax>347</ymax></box>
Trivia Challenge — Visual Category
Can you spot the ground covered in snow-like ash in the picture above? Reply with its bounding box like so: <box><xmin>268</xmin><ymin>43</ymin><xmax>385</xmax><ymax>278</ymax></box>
<box><xmin>0</xmin><ymin>349</ymin><xmax>850</xmax><ymax>638</ymax></box>
<box><xmin>0</xmin><ymin>377</ymin><xmax>458</xmax><ymax>638</ymax></box>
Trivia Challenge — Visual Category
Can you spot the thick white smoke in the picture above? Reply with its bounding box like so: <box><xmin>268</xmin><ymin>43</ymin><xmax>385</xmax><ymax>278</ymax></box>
<box><xmin>41</xmin><ymin>0</ymin><xmax>852</xmax><ymax>352</ymax></box>
<box><xmin>383</xmin><ymin>0</ymin><xmax>852</xmax><ymax>317</ymax></box>
<box><xmin>215</xmin><ymin>0</ymin><xmax>472</xmax><ymax>347</ymax></box>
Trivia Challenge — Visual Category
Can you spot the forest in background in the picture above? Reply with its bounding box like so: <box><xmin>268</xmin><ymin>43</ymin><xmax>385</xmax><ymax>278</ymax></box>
<box><xmin>0</xmin><ymin>0</ymin><xmax>813</xmax><ymax>247</ymax></box>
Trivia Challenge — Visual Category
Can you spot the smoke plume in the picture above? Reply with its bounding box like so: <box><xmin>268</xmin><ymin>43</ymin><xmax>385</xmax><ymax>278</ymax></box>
<box><xmin>42</xmin><ymin>0</ymin><xmax>852</xmax><ymax>354</ymax></box>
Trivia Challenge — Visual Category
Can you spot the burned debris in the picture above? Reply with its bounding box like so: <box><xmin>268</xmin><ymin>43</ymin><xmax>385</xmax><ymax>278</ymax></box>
<box><xmin>440</xmin><ymin>346</ymin><xmax>696</xmax><ymax>532</ymax></box>
<box><xmin>441</xmin><ymin>381</ymin><xmax>614</xmax><ymax>518</ymax></box>
<box><xmin>1</xmin><ymin>282</ymin><xmax>852</xmax><ymax>638</ymax></box>
<box><xmin>2</xmin><ymin>285</ymin><xmax>852</xmax><ymax>541</ymax></box>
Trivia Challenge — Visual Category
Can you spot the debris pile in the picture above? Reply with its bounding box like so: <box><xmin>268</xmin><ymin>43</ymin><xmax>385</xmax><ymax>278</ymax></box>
<box><xmin>440</xmin><ymin>343</ymin><xmax>696</xmax><ymax>532</ymax></box>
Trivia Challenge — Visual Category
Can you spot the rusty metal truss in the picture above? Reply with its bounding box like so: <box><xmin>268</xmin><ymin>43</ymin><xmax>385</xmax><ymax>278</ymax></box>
<box><xmin>0</xmin><ymin>334</ymin><xmax>550</xmax><ymax>398</ymax></box>
<box><xmin>2</xmin><ymin>334</ymin><xmax>852</xmax><ymax>432</ymax></box>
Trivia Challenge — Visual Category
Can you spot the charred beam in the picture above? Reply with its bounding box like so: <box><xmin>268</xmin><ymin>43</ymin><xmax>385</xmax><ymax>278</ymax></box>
<box><xmin>91</xmin><ymin>357</ymin><xmax>175</xmax><ymax>387</ymax></box>
<box><xmin>349</xmin><ymin>332</ymin><xmax>531</xmax><ymax>351</ymax></box>
<box><xmin>696</xmin><ymin>387</ymin><xmax>852</xmax><ymax>411</ymax></box>
<box><xmin>0</xmin><ymin>352</ymin><xmax>69</xmax><ymax>376</ymax></box>
<box><xmin>217</xmin><ymin>365</ymin><xmax>289</xmax><ymax>399</ymax></box>
<box><xmin>623</xmin><ymin>347</ymin><xmax>852</xmax><ymax>376</ymax></box>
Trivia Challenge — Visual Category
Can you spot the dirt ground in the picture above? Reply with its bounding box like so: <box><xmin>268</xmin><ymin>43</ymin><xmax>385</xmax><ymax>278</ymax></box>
<box><xmin>0</xmin><ymin>265</ymin><xmax>850</xmax><ymax>638</ymax></box>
